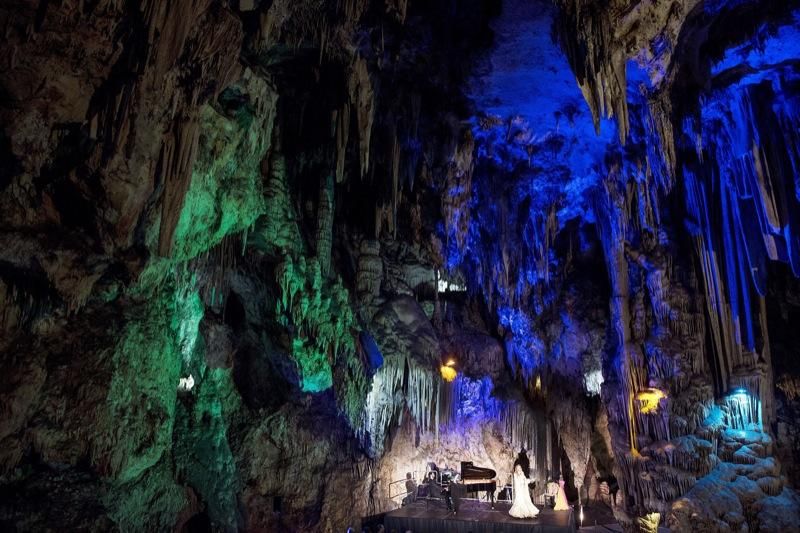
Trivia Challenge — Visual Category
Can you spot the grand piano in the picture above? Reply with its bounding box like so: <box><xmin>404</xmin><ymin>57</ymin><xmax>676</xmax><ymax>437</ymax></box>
<box><xmin>449</xmin><ymin>461</ymin><xmax>498</xmax><ymax>509</ymax></box>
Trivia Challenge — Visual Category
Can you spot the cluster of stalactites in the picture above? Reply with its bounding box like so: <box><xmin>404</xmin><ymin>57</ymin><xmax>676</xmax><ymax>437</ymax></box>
<box><xmin>683</xmin><ymin>75</ymin><xmax>800</xmax><ymax>395</ymax></box>
<box><xmin>556</xmin><ymin>2</ymin><xmax>799</xmax><ymax>408</ymax></box>
<box><xmin>442</xmin><ymin>131</ymin><xmax>476</xmax><ymax>253</ymax></box>
<box><xmin>441</xmin><ymin>376</ymin><xmax>556</xmax><ymax>481</ymax></box>
<box><xmin>506</xmin><ymin>404</ymin><xmax>552</xmax><ymax>479</ymax></box>
<box><xmin>359</xmin><ymin>363</ymin><xmax>556</xmax><ymax>468</ymax></box>
<box><xmin>188</xmin><ymin>232</ymin><xmax>251</xmax><ymax>308</ymax></box>
<box><xmin>464</xmin><ymin>202</ymin><xmax>559</xmax><ymax>321</ymax></box>
<box><xmin>254</xmin><ymin>0</ymin><xmax>371</xmax><ymax>58</ymax></box>
<box><xmin>553</xmin><ymin>0</ymin><xmax>629</xmax><ymax>143</ymax></box>
<box><xmin>275</xmin><ymin>254</ymin><xmax>356</xmax><ymax>365</ymax></box>
<box><xmin>358</xmin><ymin>356</ymin><xmax>438</xmax><ymax>457</ymax></box>
<box><xmin>724</xmin><ymin>373</ymin><xmax>766</xmax><ymax>430</ymax></box>
<box><xmin>275</xmin><ymin>252</ymin><xmax>367</xmax><ymax>425</ymax></box>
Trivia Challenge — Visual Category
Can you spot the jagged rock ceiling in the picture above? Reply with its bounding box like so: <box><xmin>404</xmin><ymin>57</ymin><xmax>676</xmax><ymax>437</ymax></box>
<box><xmin>468</xmin><ymin>0</ymin><xmax>616</xmax><ymax>223</ymax></box>
<box><xmin>1</xmin><ymin>0</ymin><xmax>800</xmax><ymax>532</ymax></box>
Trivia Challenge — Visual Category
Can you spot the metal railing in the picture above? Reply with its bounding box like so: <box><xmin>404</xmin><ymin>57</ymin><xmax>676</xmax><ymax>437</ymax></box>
<box><xmin>389</xmin><ymin>470</ymin><xmax>556</xmax><ymax>506</ymax></box>
<box><xmin>388</xmin><ymin>472</ymin><xmax>423</xmax><ymax>501</ymax></box>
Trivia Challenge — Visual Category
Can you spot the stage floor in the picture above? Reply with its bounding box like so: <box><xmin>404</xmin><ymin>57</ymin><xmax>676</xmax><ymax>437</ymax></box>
<box><xmin>384</xmin><ymin>500</ymin><xmax>576</xmax><ymax>533</ymax></box>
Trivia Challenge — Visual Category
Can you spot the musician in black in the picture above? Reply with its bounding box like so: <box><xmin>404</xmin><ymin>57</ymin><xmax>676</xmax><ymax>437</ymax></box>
<box><xmin>424</xmin><ymin>471</ymin><xmax>455</xmax><ymax>512</ymax></box>
<box><xmin>441</xmin><ymin>464</ymin><xmax>456</xmax><ymax>482</ymax></box>
<box><xmin>514</xmin><ymin>447</ymin><xmax>531</xmax><ymax>477</ymax></box>
<box><xmin>401</xmin><ymin>473</ymin><xmax>417</xmax><ymax>506</ymax></box>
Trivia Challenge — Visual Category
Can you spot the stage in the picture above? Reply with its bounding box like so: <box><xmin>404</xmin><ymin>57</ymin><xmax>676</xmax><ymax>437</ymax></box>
<box><xmin>384</xmin><ymin>500</ymin><xmax>576</xmax><ymax>533</ymax></box>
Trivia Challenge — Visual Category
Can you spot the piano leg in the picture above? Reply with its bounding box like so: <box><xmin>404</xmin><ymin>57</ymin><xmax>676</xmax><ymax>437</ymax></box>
<box><xmin>489</xmin><ymin>489</ymin><xmax>495</xmax><ymax>510</ymax></box>
<box><xmin>450</xmin><ymin>485</ymin><xmax>461</xmax><ymax>514</ymax></box>
<box><xmin>442</xmin><ymin>488</ymin><xmax>453</xmax><ymax>512</ymax></box>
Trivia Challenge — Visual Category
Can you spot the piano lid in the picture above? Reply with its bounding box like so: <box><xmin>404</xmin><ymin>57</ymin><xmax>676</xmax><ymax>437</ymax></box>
<box><xmin>460</xmin><ymin>461</ymin><xmax>497</xmax><ymax>480</ymax></box>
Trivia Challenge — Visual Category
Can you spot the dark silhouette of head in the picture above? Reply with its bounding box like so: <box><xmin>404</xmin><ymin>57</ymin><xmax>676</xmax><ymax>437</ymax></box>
<box><xmin>514</xmin><ymin>448</ymin><xmax>531</xmax><ymax>478</ymax></box>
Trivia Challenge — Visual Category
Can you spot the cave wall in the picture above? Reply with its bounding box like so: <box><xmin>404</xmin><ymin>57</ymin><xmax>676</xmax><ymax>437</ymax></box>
<box><xmin>0</xmin><ymin>1</ymin><xmax>525</xmax><ymax>531</ymax></box>
<box><xmin>453</xmin><ymin>0</ymin><xmax>800</xmax><ymax>530</ymax></box>
<box><xmin>469</xmin><ymin>1</ymin><xmax>800</xmax><ymax>531</ymax></box>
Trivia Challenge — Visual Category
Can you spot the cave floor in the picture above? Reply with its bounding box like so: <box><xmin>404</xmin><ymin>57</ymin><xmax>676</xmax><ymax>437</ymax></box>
<box><xmin>576</xmin><ymin>503</ymin><xmax>670</xmax><ymax>532</ymax></box>
<box><xmin>578</xmin><ymin>502</ymin><xmax>617</xmax><ymax>528</ymax></box>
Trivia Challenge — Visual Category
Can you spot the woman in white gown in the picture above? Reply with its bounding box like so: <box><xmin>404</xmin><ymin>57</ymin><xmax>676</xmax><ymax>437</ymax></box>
<box><xmin>509</xmin><ymin>465</ymin><xmax>539</xmax><ymax>518</ymax></box>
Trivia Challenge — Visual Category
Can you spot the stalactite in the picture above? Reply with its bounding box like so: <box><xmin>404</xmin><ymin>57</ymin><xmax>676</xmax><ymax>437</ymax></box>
<box><xmin>551</xmin><ymin>392</ymin><xmax>592</xmax><ymax>492</ymax></box>
<box><xmin>157</xmin><ymin>117</ymin><xmax>201</xmax><ymax>256</ymax></box>
<box><xmin>646</xmin><ymin>91</ymin><xmax>676</xmax><ymax>189</ymax></box>
<box><xmin>553</xmin><ymin>1</ymin><xmax>629</xmax><ymax>143</ymax></box>
<box><xmin>390</xmin><ymin>131</ymin><xmax>401</xmax><ymax>239</ymax></box>
<box><xmin>338</xmin><ymin>0</ymin><xmax>370</xmax><ymax>23</ymax></box>
<box><xmin>257</xmin><ymin>143</ymin><xmax>304</xmax><ymax>253</ymax></box>
<box><xmin>335</xmin><ymin>104</ymin><xmax>351</xmax><ymax>183</ymax></box>
<box><xmin>500</xmin><ymin>401</ymin><xmax>541</xmax><ymax>453</ymax></box>
<box><xmin>595</xmin><ymin>175</ymin><xmax>640</xmax><ymax>453</ymax></box>
<box><xmin>442</xmin><ymin>131</ymin><xmax>475</xmax><ymax>255</ymax></box>
<box><xmin>384</xmin><ymin>0</ymin><xmax>408</xmax><ymax>24</ymax></box>
<box><xmin>348</xmin><ymin>56</ymin><xmax>375</xmax><ymax>180</ymax></box>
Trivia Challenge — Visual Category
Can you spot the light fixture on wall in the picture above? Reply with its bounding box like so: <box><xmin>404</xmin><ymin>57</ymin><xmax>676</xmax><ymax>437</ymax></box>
<box><xmin>440</xmin><ymin>357</ymin><xmax>457</xmax><ymax>382</ymax></box>
<box><xmin>728</xmin><ymin>387</ymin><xmax>749</xmax><ymax>402</ymax></box>
<box><xmin>178</xmin><ymin>374</ymin><xmax>195</xmax><ymax>391</ymax></box>
<box><xmin>635</xmin><ymin>388</ymin><xmax>666</xmax><ymax>414</ymax></box>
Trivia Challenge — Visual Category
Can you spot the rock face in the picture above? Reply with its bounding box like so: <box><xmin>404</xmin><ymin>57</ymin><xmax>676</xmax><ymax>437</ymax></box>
<box><xmin>1</xmin><ymin>0</ymin><xmax>800</xmax><ymax>532</ymax></box>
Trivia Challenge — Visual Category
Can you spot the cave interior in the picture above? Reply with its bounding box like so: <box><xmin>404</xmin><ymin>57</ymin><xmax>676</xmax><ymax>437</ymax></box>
<box><xmin>2</xmin><ymin>0</ymin><xmax>800</xmax><ymax>531</ymax></box>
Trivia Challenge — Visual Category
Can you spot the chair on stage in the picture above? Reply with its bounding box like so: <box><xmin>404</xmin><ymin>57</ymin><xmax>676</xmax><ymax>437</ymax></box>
<box><xmin>544</xmin><ymin>480</ymin><xmax>560</xmax><ymax>508</ymax></box>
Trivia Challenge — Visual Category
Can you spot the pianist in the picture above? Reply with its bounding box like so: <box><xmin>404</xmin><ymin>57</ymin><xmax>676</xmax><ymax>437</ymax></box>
<box><xmin>441</xmin><ymin>464</ymin><xmax>457</xmax><ymax>483</ymax></box>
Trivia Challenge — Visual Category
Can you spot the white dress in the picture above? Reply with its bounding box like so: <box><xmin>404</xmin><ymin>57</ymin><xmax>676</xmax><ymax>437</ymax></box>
<box><xmin>509</xmin><ymin>472</ymin><xmax>540</xmax><ymax>518</ymax></box>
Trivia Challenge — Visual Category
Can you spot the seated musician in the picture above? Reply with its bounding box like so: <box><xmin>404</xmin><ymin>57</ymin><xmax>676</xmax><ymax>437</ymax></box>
<box><xmin>424</xmin><ymin>471</ymin><xmax>455</xmax><ymax>512</ymax></box>
<box><xmin>441</xmin><ymin>464</ymin><xmax>456</xmax><ymax>482</ymax></box>
<box><xmin>401</xmin><ymin>473</ymin><xmax>417</xmax><ymax>506</ymax></box>
<box><xmin>545</xmin><ymin>478</ymin><xmax>559</xmax><ymax>508</ymax></box>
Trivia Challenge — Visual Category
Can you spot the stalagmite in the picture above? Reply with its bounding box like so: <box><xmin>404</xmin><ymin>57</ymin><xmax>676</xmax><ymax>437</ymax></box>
<box><xmin>356</xmin><ymin>240</ymin><xmax>383</xmax><ymax>300</ymax></box>
<box><xmin>316</xmin><ymin>173</ymin><xmax>334</xmax><ymax>277</ymax></box>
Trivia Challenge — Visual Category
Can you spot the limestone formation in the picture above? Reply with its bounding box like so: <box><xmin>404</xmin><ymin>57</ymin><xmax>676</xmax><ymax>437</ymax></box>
<box><xmin>1</xmin><ymin>0</ymin><xmax>799</xmax><ymax>531</ymax></box>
